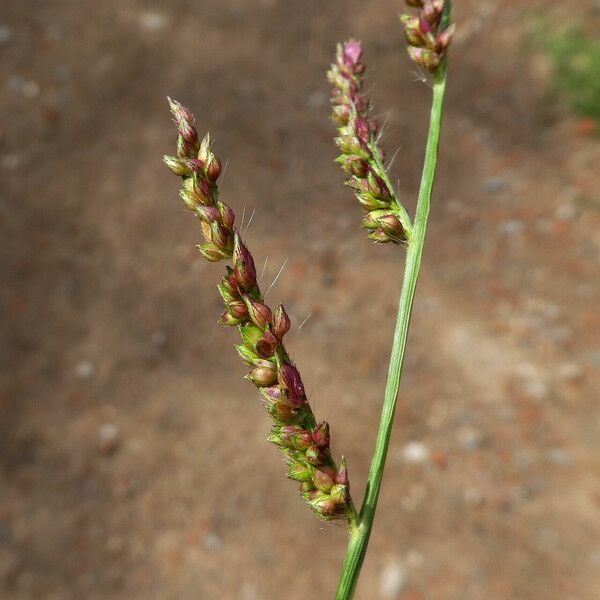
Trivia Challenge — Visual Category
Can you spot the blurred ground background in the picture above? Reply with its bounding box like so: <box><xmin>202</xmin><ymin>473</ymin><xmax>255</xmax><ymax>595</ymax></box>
<box><xmin>1</xmin><ymin>1</ymin><xmax>600</xmax><ymax>599</ymax></box>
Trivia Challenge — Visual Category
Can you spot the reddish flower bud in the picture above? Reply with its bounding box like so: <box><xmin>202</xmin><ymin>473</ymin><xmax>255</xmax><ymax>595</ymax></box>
<box><xmin>260</xmin><ymin>385</ymin><xmax>283</xmax><ymax>402</ymax></box>
<box><xmin>272</xmin><ymin>304</ymin><xmax>291</xmax><ymax>339</ymax></box>
<box><xmin>195</xmin><ymin>205</ymin><xmax>220</xmax><ymax>223</ymax></box>
<box><xmin>307</xmin><ymin>492</ymin><xmax>340</xmax><ymax>518</ymax></box>
<box><xmin>177</xmin><ymin>135</ymin><xmax>197</xmax><ymax>159</ymax></box>
<box><xmin>305</xmin><ymin>443</ymin><xmax>326</xmax><ymax>466</ymax></box>
<box><xmin>267</xmin><ymin>400</ymin><xmax>295</xmax><ymax>423</ymax></box>
<box><xmin>218</xmin><ymin>270</ymin><xmax>239</xmax><ymax>303</ymax></box>
<box><xmin>243</xmin><ymin>296</ymin><xmax>272</xmax><ymax>330</ymax></box>
<box><xmin>168</xmin><ymin>97</ymin><xmax>196</xmax><ymax>129</ymax></box>
<box><xmin>180</xmin><ymin>157</ymin><xmax>204</xmax><ymax>173</ymax></box>
<box><xmin>354</xmin><ymin>116</ymin><xmax>371</xmax><ymax>145</ymax></box>
<box><xmin>219</xmin><ymin>204</ymin><xmax>235</xmax><ymax>229</ymax></box>
<box><xmin>408</xmin><ymin>46</ymin><xmax>440</xmax><ymax>71</ymax></box>
<box><xmin>422</xmin><ymin>1</ymin><xmax>440</xmax><ymax>24</ymax></box>
<box><xmin>255</xmin><ymin>330</ymin><xmax>278</xmax><ymax>358</ymax></box>
<box><xmin>338</xmin><ymin>155</ymin><xmax>369</xmax><ymax>178</ymax></box>
<box><xmin>342</xmin><ymin>40</ymin><xmax>363</xmax><ymax>67</ymax></box>
<box><xmin>217</xmin><ymin>311</ymin><xmax>243</xmax><ymax>327</ymax></box>
<box><xmin>313</xmin><ymin>466</ymin><xmax>337</xmax><ymax>493</ymax></box>
<box><xmin>367</xmin><ymin>228</ymin><xmax>392</xmax><ymax>243</ymax></box>
<box><xmin>377</xmin><ymin>213</ymin><xmax>406</xmax><ymax>243</ymax></box>
<box><xmin>367</xmin><ymin>170</ymin><xmax>391</xmax><ymax>200</ymax></box>
<box><xmin>278</xmin><ymin>364</ymin><xmax>306</xmax><ymax>407</ymax></box>
<box><xmin>247</xmin><ymin>365</ymin><xmax>278</xmax><ymax>387</ymax></box>
<box><xmin>178</xmin><ymin>120</ymin><xmax>198</xmax><ymax>144</ymax></box>
<box><xmin>437</xmin><ymin>23</ymin><xmax>455</xmax><ymax>51</ymax></box>
<box><xmin>277</xmin><ymin>426</ymin><xmax>312</xmax><ymax>450</ymax></box>
<box><xmin>233</xmin><ymin>234</ymin><xmax>257</xmax><ymax>292</ymax></box>
<box><xmin>312</xmin><ymin>422</ymin><xmax>330</xmax><ymax>449</ymax></box>
<box><xmin>419</xmin><ymin>15</ymin><xmax>432</xmax><ymax>33</ymax></box>
<box><xmin>336</xmin><ymin>456</ymin><xmax>349</xmax><ymax>486</ymax></box>
<box><xmin>192</xmin><ymin>176</ymin><xmax>214</xmax><ymax>205</ymax></box>
<box><xmin>227</xmin><ymin>300</ymin><xmax>248</xmax><ymax>320</ymax></box>
<box><xmin>206</xmin><ymin>156</ymin><xmax>222</xmax><ymax>182</ymax></box>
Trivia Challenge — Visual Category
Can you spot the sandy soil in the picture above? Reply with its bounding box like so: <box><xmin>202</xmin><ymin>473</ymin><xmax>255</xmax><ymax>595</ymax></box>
<box><xmin>1</xmin><ymin>1</ymin><xmax>599</xmax><ymax>598</ymax></box>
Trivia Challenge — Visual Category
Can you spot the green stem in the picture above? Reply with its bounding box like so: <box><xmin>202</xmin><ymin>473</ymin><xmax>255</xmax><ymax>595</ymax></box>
<box><xmin>335</xmin><ymin>64</ymin><xmax>448</xmax><ymax>600</ymax></box>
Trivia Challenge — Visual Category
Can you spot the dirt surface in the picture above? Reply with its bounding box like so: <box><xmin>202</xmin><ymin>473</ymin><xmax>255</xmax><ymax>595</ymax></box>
<box><xmin>2</xmin><ymin>1</ymin><xmax>600</xmax><ymax>599</ymax></box>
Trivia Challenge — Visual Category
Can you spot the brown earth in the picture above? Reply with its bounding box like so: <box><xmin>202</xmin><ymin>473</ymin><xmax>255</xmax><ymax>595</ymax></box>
<box><xmin>1</xmin><ymin>1</ymin><xmax>599</xmax><ymax>599</ymax></box>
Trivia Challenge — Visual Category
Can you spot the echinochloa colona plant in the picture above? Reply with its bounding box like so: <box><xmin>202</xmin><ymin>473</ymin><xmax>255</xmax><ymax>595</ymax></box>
<box><xmin>163</xmin><ymin>1</ymin><xmax>454</xmax><ymax>597</ymax></box>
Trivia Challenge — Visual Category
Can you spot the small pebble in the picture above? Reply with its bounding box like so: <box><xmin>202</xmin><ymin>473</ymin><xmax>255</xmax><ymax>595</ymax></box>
<box><xmin>138</xmin><ymin>11</ymin><xmax>169</xmax><ymax>31</ymax></box>
<box><xmin>203</xmin><ymin>532</ymin><xmax>222</xmax><ymax>552</ymax></box>
<box><xmin>402</xmin><ymin>441</ymin><xmax>429</xmax><ymax>464</ymax></box>
<box><xmin>379</xmin><ymin>559</ymin><xmax>406</xmax><ymax>599</ymax></box>
<box><xmin>75</xmin><ymin>359</ymin><xmax>95</xmax><ymax>381</ymax></box>
<box><xmin>98</xmin><ymin>423</ymin><xmax>120</xmax><ymax>455</ymax></box>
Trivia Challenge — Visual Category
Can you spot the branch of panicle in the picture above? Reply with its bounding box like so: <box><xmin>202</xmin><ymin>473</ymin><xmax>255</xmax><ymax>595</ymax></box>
<box><xmin>164</xmin><ymin>99</ymin><xmax>353</xmax><ymax>521</ymax></box>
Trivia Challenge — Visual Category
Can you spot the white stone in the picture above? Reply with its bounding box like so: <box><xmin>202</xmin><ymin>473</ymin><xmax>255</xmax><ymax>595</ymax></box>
<box><xmin>402</xmin><ymin>441</ymin><xmax>429</xmax><ymax>464</ymax></box>
<box><xmin>379</xmin><ymin>560</ymin><xmax>406</xmax><ymax>599</ymax></box>
<box><xmin>139</xmin><ymin>11</ymin><xmax>169</xmax><ymax>31</ymax></box>
<box><xmin>75</xmin><ymin>359</ymin><xmax>95</xmax><ymax>380</ymax></box>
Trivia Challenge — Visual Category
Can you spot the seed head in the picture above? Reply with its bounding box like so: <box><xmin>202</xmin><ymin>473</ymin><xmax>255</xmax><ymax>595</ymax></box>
<box><xmin>401</xmin><ymin>0</ymin><xmax>453</xmax><ymax>73</ymax></box>
<box><xmin>164</xmin><ymin>99</ymin><xmax>353</xmax><ymax>522</ymax></box>
<box><xmin>328</xmin><ymin>40</ymin><xmax>411</xmax><ymax>245</ymax></box>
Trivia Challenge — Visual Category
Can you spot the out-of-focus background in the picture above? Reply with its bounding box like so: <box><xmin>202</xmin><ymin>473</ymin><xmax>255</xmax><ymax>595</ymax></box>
<box><xmin>1</xmin><ymin>0</ymin><xmax>600</xmax><ymax>598</ymax></box>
